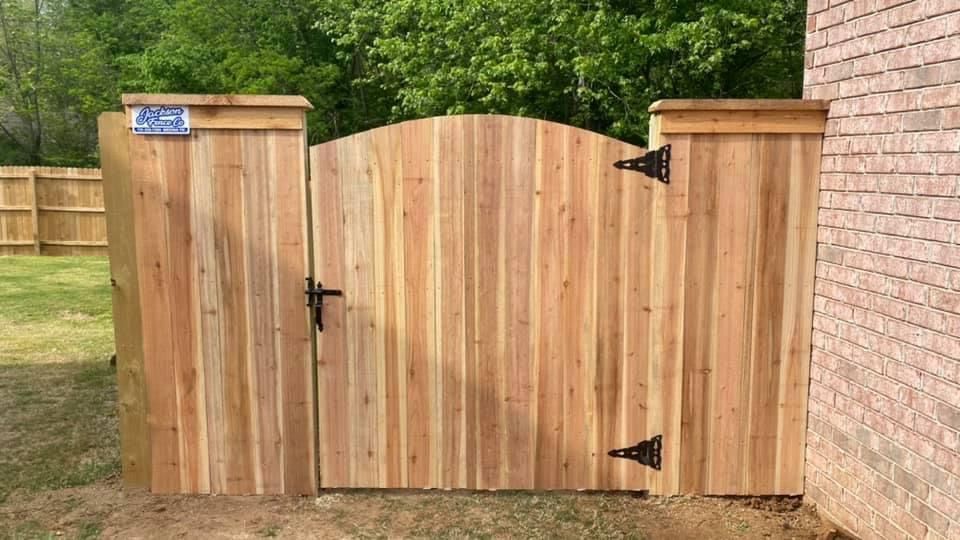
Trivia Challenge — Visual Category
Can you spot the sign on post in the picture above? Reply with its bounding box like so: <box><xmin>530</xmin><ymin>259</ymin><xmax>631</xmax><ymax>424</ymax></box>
<box><xmin>130</xmin><ymin>105</ymin><xmax>191</xmax><ymax>135</ymax></box>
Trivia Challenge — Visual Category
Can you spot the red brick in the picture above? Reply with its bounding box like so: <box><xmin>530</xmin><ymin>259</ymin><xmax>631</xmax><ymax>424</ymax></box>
<box><xmin>878</xmin><ymin>236</ymin><xmax>928</xmax><ymax>260</ymax></box>
<box><xmin>916</xmin><ymin>414</ymin><xmax>958</xmax><ymax>448</ymax></box>
<box><xmin>867</xmin><ymin>71</ymin><xmax>903</xmax><ymax>92</ymax></box>
<box><xmin>885</xmin><ymin>90</ymin><xmax>921</xmax><ymax>112</ymax></box>
<box><xmin>817</xmin><ymin>45</ymin><xmax>847</xmax><ymax>66</ymax></box>
<box><xmin>886</xmin><ymin>505</ymin><xmax>928</xmax><ymax>539</ymax></box>
<box><xmin>929</xmin><ymin>244</ymin><xmax>960</xmax><ymax>266</ymax></box>
<box><xmin>854</xmin><ymin>54</ymin><xmax>886</xmax><ymax>75</ymax></box>
<box><xmin>930</xmin><ymin>490</ymin><xmax>960</xmax><ymax>523</ymax></box>
<box><xmin>929</xmin><ymin>288</ymin><xmax>960</xmax><ymax>314</ymax></box>
<box><xmin>902</xmin><ymin>110</ymin><xmax>942</xmax><ymax>131</ymax></box>
<box><xmin>922</xmin><ymin>37</ymin><xmax>960</xmax><ymax>65</ymax></box>
<box><xmin>819</xmin><ymin>6</ymin><xmax>848</xmax><ymax>29</ymax></box>
<box><xmin>910</xmin><ymin>219</ymin><xmax>952</xmax><ymax>242</ymax></box>
<box><xmin>887</xmin><ymin>3</ymin><xmax>924</xmax><ymax>28</ymax></box>
<box><xmin>854</xmin><ymin>306</ymin><xmax>886</xmax><ymax>331</ymax></box>
<box><xmin>844</xmin><ymin>0</ymin><xmax>876</xmax><ymax>21</ymax></box>
<box><xmin>936</xmin><ymin>401</ymin><xmax>960</xmax><ymax>430</ymax></box>
<box><xmin>932</xmin><ymin>199</ymin><xmax>960</xmax><ymax>220</ymax></box>
<box><xmin>829</xmin><ymin>23</ymin><xmax>858</xmax><ymax>45</ymax></box>
<box><xmin>894</xmin><ymin>196</ymin><xmax>932</xmax><ymax>217</ymax></box>
<box><xmin>825</xmin><ymin>61</ymin><xmax>857</xmax><ymax>83</ymax></box>
<box><xmin>909</xmin><ymin>305</ymin><xmax>947</xmax><ymax>331</ymax></box>
<box><xmin>925</xmin><ymin>375</ymin><xmax>960</xmax><ymax>408</ymax></box>
<box><xmin>878</xmin><ymin>175</ymin><xmax>914</xmax><ymax>193</ymax></box>
<box><xmin>875</xmin><ymin>214</ymin><xmax>910</xmax><ymax>235</ymax></box>
<box><xmin>881</xmin><ymin>133</ymin><xmax>915</xmax><ymax>153</ymax></box>
<box><xmin>944</xmin><ymin>107</ymin><xmax>960</xmax><ymax>128</ymax></box>
<box><xmin>856</xmin><ymin>12</ymin><xmax>888</xmax><ymax>36</ymax></box>
<box><xmin>903</xmin><ymin>346</ymin><xmax>943</xmax><ymax>375</ymax></box>
<box><xmin>809</xmin><ymin>0</ymin><xmax>829</xmax><ymax>13</ymax></box>
<box><xmin>906</xmin><ymin>19</ymin><xmax>948</xmax><ymax>45</ymax></box>
<box><xmin>874</xmin><ymin>296</ymin><xmax>908</xmax><ymax>318</ymax></box>
<box><xmin>840</xmin><ymin>77</ymin><xmax>872</xmax><ymax>97</ymax></box>
<box><xmin>921</xmin><ymin>85</ymin><xmax>960</xmax><ymax>109</ymax></box>
<box><xmin>895</xmin><ymin>154</ymin><xmax>935</xmax><ymax>174</ymax></box>
<box><xmin>862</xmin><ymin>156</ymin><xmax>894</xmax><ymax>175</ymax></box>
<box><xmin>900</xmin><ymin>386</ymin><xmax>937</xmax><ymax>416</ymax></box>
<box><xmin>861</xmin><ymin>193</ymin><xmax>897</xmax><ymax>212</ymax></box>
<box><xmin>917</xmin><ymin>131</ymin><xmax>960</xmax><ymax>153</ymax></box>
<box><xmin>810</xmin><ymin>83</ymin><xmax>841</xmax><ymax>100</ymax></box>
<box><xmin>890</xmin><ymin>279</ymin><xmax>929</xmax><ymax>303</ymax></box>
<box><xmin>823</xmin><ymin>138</ymin><xmax>852</xmax><ymax>155</ymax></box>
<box><xmin>910</xmin><ymin>497</ymin><xmax>951</xmax><ymax>536</ymax></box>
<box><xmin>927</xmin><ymin>331</ymin><xmax>960</xmax><ymax>360</ymax></box>
<box><xmin>903</xmin><ymin>65</ymin><xmax>944</xmax><ymax>89</ymax></box>
<box><xmin>907</xmin><ymin>263</ymin><xmax>951</xmax><ymax>288</ymax></box>
<box><xmin>883</xmin><ymin>47</ymin><xmax>923</xmax><ymax>70</ymax></box>
<box><xmin>875</xmin><ymin>255</ymin><xmax>911</xmax><ymax>278</ymax></box>
<box><xmin>926</xmin><ymin>0</ymin><xmax>960</xmax><ymax>17</ymax></box>
<box><xmin>936</xmin><ymin>153</ymin><xmax>960</xmax><ymax>174</ymax></box>
<box><xmin>946</xmin><ymin>60</ymin><xmax>960</xmax><ymax>84</ymax></box>
<box><xmin>846</xmin><ymin>174</ymin><xmax>879</xmax><ymax>191</ymax></box>
<box><xmin>875</xmin><ymin>0</ymin><xmax>911</xmax><ymax>10</ymax></box>
<box><xmin>914</xmin><ymin>176</ymin><xmax>957</xmax><ymax>196</ymax></box>
<box><xmin>888</xmin><ymin>318</ymin><xmax>928</xmax><ymax>347</ymax></box>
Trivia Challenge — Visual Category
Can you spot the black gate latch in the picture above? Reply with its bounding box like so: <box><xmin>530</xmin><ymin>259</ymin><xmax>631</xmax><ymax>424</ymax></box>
<box><xmin>305</xmin><ymin>277</ymin><xmax>342</xmax><ymax>332</ymax></box>
<box><xmin>613</xmin><ymin>144</ymin><xmax>670</xmax><ymax>184</ymax></box>
<box><xmin>608</xmin><ymin>434</ymin><xmax>662</xmax><ymax>470</ymax></box>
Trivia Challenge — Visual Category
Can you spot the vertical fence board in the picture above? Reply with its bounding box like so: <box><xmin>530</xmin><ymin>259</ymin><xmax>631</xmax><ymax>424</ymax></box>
<box><xmin>111</xmin><ymin>94</ymin><xmax>316</xmax><ymax>495</ymax></box>
<box><xmin>97</xmin><ymin>113</ymin><xmax>151</xmax><ymax>488</ymax></box>
<box><xmin>0</xmin><ymin>166</ymin><xmax>107</xmax><ymax>255</ymax></box>
<box><xmin>312</xmin><ymin>103</ymin><xmax>825</xmax><ymax>494</ymax></box>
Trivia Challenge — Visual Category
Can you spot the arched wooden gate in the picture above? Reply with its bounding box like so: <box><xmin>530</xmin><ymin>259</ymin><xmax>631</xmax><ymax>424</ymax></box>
<box><xmin>310</xmin><ymin>115</ymin><xmax>673</xmax><ymax>491</ymax></box>
<box><xmin>103</xmin><ymin>97</ymin><xmax>825</xmax><ymax>496</ymax></box>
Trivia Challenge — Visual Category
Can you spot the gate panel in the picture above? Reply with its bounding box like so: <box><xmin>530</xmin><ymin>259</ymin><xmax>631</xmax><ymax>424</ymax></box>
<box><xmin>109</xmin><ymin>95</ymin><xmax>316</xmax><ymax>495</ymax></box>
<box><xmin>311</xmin><ymin>115</ymin><xmax>666</xmax><ymax>490</ymax></box>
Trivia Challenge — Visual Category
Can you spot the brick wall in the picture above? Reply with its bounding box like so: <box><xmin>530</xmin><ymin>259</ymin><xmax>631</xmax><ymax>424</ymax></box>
<box><xmin>803</xmin><ymin>1</ymin><xmax>960</xmax><ymax>538</ymax></box>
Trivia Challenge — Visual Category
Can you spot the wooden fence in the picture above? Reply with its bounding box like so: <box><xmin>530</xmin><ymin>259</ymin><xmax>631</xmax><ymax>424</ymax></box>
<box><xmin>0</xmin><ymin>166</ymin><xmax>107</xmax><ymax>256</ymax></box>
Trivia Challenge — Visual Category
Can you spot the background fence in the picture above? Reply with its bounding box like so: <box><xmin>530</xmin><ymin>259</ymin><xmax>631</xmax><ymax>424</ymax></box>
<box><xmin>0</xmin><ymin>166</ymin><xmax>107</xmax><ymax>256</ymax></box>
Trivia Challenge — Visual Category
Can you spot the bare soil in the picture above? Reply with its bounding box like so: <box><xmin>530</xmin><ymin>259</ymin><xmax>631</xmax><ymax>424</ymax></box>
<box><xmin>0</xmin><ymin>477</ymin><xmax>842</xmax><ymax>539</ymax></box>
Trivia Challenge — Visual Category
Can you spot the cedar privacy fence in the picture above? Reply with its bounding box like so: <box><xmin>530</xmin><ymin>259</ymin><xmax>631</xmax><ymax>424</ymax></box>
<box><xmin>0</xmin><ymin>166</ymin><xmax>107</xmax><ymax>256</ymax></box>
<box><xmin>99</xmin><ymin>94</ymin><xmax>828</xmax><ymax>496</ymax></box>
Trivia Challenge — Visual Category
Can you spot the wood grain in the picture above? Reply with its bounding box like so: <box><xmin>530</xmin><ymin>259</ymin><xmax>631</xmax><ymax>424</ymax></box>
<box><xmin>312</xmin><ymin>115</ymin><xmax>667</xmax><ymax>491</ymax></box>
<box><xmin>118</xmin><ymin>99</ymin><xmax>316</xmax><ymax>495</ymax></box>
<box><xmin>97</xmin><ymin>113</ymin><xmax>151</xmax><ymax>489</ymax></box>
<box><xmin>0</xmin><ymin>166</ymin><xmax>107</xmax><ymax>256</ymax></box>
<box><xmin>311</xmin><ymin>107</ymin><xmax>824</xmax><ymax>494</ymax></box>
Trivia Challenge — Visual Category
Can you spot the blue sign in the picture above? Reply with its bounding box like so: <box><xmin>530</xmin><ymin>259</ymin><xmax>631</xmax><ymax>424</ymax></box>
<box><xmin>131</xmin><ymin>105</ymin><xmax>191</xmax><ymax>135</ymax></box>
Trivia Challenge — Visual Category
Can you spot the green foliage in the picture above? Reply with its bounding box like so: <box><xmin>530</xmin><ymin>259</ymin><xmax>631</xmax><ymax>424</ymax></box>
<box><xmin>0</xmin><ymin>0</ymin><xmax>806</xmax><ymax>165</ymax></box>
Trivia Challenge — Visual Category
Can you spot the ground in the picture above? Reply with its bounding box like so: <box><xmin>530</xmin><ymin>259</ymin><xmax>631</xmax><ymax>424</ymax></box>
<box><xmin>0</xmin><ymin>256</ymin><xmax>836</xmax><ymax>539</ymax></box>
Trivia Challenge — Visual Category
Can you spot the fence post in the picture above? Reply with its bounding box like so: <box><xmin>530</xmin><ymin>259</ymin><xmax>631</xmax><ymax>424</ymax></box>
<box><xmin>28</xmin><ymin>168</ymin><xmax>40</xmax><ymax>254</ymax></box>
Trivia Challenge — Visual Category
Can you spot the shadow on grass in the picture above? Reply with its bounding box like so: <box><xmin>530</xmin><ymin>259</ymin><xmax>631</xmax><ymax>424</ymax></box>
<box><xmin>0</xmin><ymin>359</ymin><xmax>120</xmax><ymax>505</ymax></box>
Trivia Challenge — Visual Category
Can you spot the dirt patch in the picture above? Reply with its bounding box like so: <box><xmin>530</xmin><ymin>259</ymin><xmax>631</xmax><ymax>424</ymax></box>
<box><xmin>0</xmin><ymin>478</ymin><xmax>843</xmax><ymax>539</ymax></box>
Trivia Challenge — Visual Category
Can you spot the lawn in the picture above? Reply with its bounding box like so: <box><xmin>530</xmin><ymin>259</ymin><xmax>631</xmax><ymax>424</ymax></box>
<box><xmin>0</xmin><ymin>256</ymin><xmax>830</xmax><ymax>539</ymax></box>
<box><xmin>0</xmin><ymin>256</ymin><xmax>118</xmax><ymax>538</ymax></box>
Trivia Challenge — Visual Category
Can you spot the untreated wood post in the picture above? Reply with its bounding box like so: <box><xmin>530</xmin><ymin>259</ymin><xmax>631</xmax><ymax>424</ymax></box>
<box><xmin>102</xmin><ymin>94</ymin><xmax>316</xmax><ymax>495</ymax></box>
<box><xmin>647</xmin><ymin>100</ymin><xmax>829</xmax><ymax>495</ymax></box>
<box><xmin>98</xmin><ymin>112</ymin><xmax>150</xmax><ymax>488</ymax></box>
<box><xmin>27</xmin><ymin>168</ymin><xmax>40</xmax><ymax>254</ymax></box>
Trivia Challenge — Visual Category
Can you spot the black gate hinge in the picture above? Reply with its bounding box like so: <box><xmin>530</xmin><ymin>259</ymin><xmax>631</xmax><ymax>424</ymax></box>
<box><xmin>305</xmin><ymin>277</ymin><xmax>342</xmax><ymax>332</ymax></box>
<box><xmin>608</xmin><ymin>434</ymin><xmax>662</xmax><ymax>470</ymax></box>
<box><xmin>613</xmin><ymin>144</ymin><xmax>670</xmax><ymax>184</ymax></box>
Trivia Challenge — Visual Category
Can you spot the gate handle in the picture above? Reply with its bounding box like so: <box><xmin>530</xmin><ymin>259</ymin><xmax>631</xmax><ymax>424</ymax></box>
<box><xmin>305</xmin><ymin>277</ymin><xmax>342</xmax><ymax>332</ymax></box>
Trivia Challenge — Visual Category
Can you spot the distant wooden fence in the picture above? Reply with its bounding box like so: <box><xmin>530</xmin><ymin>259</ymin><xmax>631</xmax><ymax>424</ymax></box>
<box><xmin>0</xmin><ymin>166</ymin><xmax>107</xmax><ymax>256</ymax></box>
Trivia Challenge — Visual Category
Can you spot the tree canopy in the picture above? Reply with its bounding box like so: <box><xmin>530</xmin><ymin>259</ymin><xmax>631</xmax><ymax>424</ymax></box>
<box><xmin>0</xmin><ymin>0</ymin><xmax>807</xmax><ymax>166</ymax></box>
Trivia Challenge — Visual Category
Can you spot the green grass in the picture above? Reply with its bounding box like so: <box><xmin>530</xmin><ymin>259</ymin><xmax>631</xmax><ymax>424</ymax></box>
<box><xmin>0</xmin><ymin>257</ymin><xmax>118</xmax><ymax>519</ymax></box>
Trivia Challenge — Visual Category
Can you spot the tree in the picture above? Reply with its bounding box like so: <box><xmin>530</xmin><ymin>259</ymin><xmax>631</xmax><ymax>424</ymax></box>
<box><xmin>318</xmin><ymin>0</ymin><xmax>807</xmax><ymax>146</ymax></box>
<box><xmin>0</xmin><ymin>0</ymin><xmax>807</xmax><ymax>165</ymax></box>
